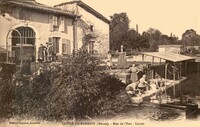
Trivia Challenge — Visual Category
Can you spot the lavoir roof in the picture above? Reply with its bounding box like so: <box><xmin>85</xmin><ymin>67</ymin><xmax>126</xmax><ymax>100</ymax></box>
<box><xmin>142</xmin><ymin>52</ymin><xmax>195</xmax><ymax>62</ymax></box>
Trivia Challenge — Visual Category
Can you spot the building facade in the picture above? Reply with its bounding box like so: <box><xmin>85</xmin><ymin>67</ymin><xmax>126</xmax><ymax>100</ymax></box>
<box><xmin>55</xmin><ymin>0</ymin><xmax>110</xmax><ymax>57</ymax></box>
<box><xmin>0</xmin><ymin>0</ymin><xmax>110</xmax><ymax>65</ymax></box>
<box><xmin>158</xmin><ymin>45</ymin><xmax>183</xmax><ymax>54</ymax></box>
<box><xmin>0</xmin><ymin>0</ymin><xmax>77</xmax><ymax>64</ymax></box>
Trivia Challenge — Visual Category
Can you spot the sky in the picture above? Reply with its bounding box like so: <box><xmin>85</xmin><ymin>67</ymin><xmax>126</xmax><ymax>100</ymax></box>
<box><xmin>37</xmin><ymin>0</ymin><xmax>200</xmax><ymax>39</ymax></box>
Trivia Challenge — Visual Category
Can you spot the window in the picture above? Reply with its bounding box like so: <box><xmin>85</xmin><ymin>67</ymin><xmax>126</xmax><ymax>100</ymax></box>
<box><xmin>60</xmin><ymin>17</ymin><xmax>65</xmax><ymax>32</ymax></box>
<box><xmin>12</xmin><ymin>27</ymin><xmax>35</xmax><ymax>46</ymax></box>
<box><xmin>62</xmin><ymin>39</ymin><xmax>71</xmax><ymax>54</ymax></box>
<box><xmin>49</xmin><ymin>37</ymin><xmax>60</xmax><ymax>53</ymax></box>
<box><xmin>49</xmin><ymin>15</ymin><xmax>59</xmax><ymax>31</ymax></box>
<box><xmin>11</xmin><ymin>27</ymin><xmax>36</xmax><ymax>63</ymax></box>
<box><xmin>53</xmin><ymin>16</ymin><xmax>58</xmax><ymax>26</ymax></box>
<box><xmin>49</xmin><ymin>15</ymin><xmax>53</xmax><ymax>31</ymax></box>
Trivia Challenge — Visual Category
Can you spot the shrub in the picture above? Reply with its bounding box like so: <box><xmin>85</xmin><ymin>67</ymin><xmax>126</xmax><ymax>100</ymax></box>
<box><xmin>11</xmin><ymin>49</ymin><xmax>129</xmax><ymax>121</ymax></box>
<box><xmin>0</xmin><ymin>79</ymin><xmax>15</xmax><ymax>119</ymax></box>
<box><xmin>0</xmin><ymin>63</ymin><xmax>16</xmax><ymax>119</ymax></box>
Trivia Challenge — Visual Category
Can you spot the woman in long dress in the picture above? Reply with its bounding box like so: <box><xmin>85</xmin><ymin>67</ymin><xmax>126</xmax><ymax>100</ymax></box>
<box><xmin>38</xmin><ymin>44</ymin><xmax>44</xmax><ymax>61</ymax></box>
<box><xmin>128</xmin><ymin>64</ymin><xmax>139</xmax><ymax>83</ymax></box>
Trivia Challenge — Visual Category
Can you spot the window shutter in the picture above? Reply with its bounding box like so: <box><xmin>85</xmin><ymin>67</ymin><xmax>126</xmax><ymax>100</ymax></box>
<box><xmin>66</xmin><ymin>40</ymin><xmax>71</xmax><ymax>55</ymax></box>
<box><xmin>49</xmin><ymin>15</ymin><xmax>53</xmax><ymax>31</ymax></box>
<box><xmin>60</xmin><ymin>17</ymin><xmax>65</xmax><ymax>32</ymax></box>
<box><xmin>57</xmin><ymin>39</ymin><xmax>59</xmax><ymax>53</ymax></box>
<box><xmin>62</xmin><ymin>43</ymin><xmax>66</xmax><ymax>54</ymax></box>
<box><xmin>62</xmin><ymin>38</ymin><xmax>66</xmax><ymax>53</ymax></box>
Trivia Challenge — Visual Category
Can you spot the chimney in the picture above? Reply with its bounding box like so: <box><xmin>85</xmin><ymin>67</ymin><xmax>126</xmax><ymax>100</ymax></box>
<box><xmin>136</xmin><ymin>24</ymin><xmax>138</xmax><ymax>33</ymax></box>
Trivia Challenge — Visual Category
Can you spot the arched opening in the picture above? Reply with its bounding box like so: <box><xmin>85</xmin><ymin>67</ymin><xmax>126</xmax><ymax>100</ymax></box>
<box><xmin>11</xmin><ymin>27</ymin><xmax>35</xmax><ymax>46</ymax></box>
<box><xmin>11</xmin><ymin>27</ymin><xmax>36</xmax><ymax>65</ymax></box>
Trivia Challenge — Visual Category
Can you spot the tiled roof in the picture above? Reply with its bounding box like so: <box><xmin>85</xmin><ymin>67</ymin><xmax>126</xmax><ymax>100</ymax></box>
<box><xmin>55</xmin><ymin>0</ymin><xmax>110</xmax><ymax>24</ymax></box>
<box><xmin>142</xmin><ymin>52</ymin><xmax>195</xmax><ymax>62</ymax></box>
<box><xmin>7</xmin><ymin>0</ymin><xmax>77</xmax><ymax>17</ymax></box>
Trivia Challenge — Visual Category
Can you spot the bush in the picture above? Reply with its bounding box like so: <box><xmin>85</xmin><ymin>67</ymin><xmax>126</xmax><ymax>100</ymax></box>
<box><xmin>0</xmin><ymin>63</ymin><xmax>16</xmax><ymax>119</ymax></box>
<box><xmin>0</xmin><ymin>79</ymin><xmax>15</xmax><ymax>119</ymax></box>
<box><xmin>11</xmin><ymin>49</ymin><xmax>129</xmax><ymax>121</ymax></box>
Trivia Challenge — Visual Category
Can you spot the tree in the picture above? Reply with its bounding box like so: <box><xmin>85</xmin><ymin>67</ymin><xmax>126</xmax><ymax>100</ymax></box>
<box><xmin>160</xmin><ymin>34</ymin><xmax>179</xmax><ymax>45</ymax></box>
<box><xmin>126</xmin><ymin>29</ymin><xmax>139</xmax><ymax>50</ymax></box>
<box><xmin>110</xmin><ymin>13</ymin><xmax>130</xmax><ymax>51</ymax></box>
<box><xmin>141</xmin><ymin>28</ymin><xmax>161</xmax><ymax>51</ymax></box>
<box><xmin>125</xmin><ymin>29</ymin><xmax>150</xmax><ymax>51</ymax></box>
<box><xmin>182</xmin><ymin>29</ymin><xmax>200</xmax><ymax>46</ymax></box>
<box><xmin>137</xmin><ymin>34</ymin><xmax>149</xmax><ymax>51</ymax></box>
<box><xmin>141</xmin><ymin>28</ymin><xmax>180</xmax><ymax>52</ymax></box>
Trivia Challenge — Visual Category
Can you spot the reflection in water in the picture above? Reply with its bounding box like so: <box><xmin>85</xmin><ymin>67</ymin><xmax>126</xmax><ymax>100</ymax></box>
<box><xmin>114</xmin><ymin>106</ymin><xmax>184</xmax><ymax>121</ymax></box>
<box><xmin>182</xmin><ymin>73</ymin><xmax>200</xmax><ymax>120</ymax></box>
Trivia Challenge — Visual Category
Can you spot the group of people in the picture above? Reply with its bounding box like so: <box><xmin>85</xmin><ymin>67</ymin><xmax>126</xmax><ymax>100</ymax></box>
<box><xmin>38</xmin><ymin>43</ymin><xmax>55</xmax><ymax>62</ymax></box>
<box><xmin>126</xmin><ymin>64</ymin><xmax>165</xmax><ymax>97</ymax></box>
<box><xmin>125</xmin><ymin>64</ymin><xmax>152</xmax><ymax>97</ymax></box>
<box><xmin>126</xmin><ymin>74</ymin><xmax>149</xmax><ymax>96</ymax></box>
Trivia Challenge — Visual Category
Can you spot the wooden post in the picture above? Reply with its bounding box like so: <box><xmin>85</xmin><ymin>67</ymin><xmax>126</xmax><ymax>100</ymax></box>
<box><xmin>180</xmin><ymin>80</ymin><xmax>183</xmax><ymax>103</ymax></box>
<box><xmin>165</xmin><ymin>63</ymin><xmax>168</xmax><ymax>79</ymax></box>
<box><xmin>152</xmin><ymin>69</ymin><xmax>154</xmax><ymax>79</ymax></box>
<box><xmin>179</xmin><ymin>62</ymin><xmax>182</xmax><ymax>79</ymax></box>
<box><xmin>142</xmin><ymin>54</ymin><xmax>144</xmax><ymax>62</ymax></box>
<box><xmin>173</xmin><ymin>62</ymin><xmax>176</xmax><ymax>96</ymax></box>
<box><xmin>34</xmin><ymin>45</ymin><xmax>36</xmax><ymax>73</ymax></box>
<box><xmin>185</xmin><ymin>61</ymin><xmax>187</xmax><ymax>76</ymax></box>
<box><xmin>152</xmin><ymin>56</ymin><xmax>154</xmax><ymax>66</ymax></box>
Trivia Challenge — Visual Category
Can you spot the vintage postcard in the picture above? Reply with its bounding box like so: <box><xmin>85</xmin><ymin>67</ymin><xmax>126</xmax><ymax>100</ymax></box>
<box><xmin>0</xmin><ymin>0</ymin><xmax>200</xmax><ymax>127</ymax></box>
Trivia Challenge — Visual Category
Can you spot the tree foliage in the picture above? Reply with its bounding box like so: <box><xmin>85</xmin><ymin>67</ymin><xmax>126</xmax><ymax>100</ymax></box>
<box><xmin>110</xmin><ymin>13</ymin><xmax>180</xmax><ymax>53</ymax></box>
<box><xmin>182</xmin><ymin>29</ymin><xmax>200</xmax><ymax>46</ymax></box>
<box><xmin>110</xmin><ymin>13</ymin><xmax>130</xmax><ymax>51</ymax></box>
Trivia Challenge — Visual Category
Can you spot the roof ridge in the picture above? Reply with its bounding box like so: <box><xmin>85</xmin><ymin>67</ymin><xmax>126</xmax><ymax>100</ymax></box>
<box><xmin>54</xmin><ymin>0</ymin><xmax>110</xmax><ymax>24</ymax></box>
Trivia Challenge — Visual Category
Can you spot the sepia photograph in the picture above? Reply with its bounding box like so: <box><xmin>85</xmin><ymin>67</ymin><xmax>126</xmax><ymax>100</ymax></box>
<box><xmin>0</xmin><ymin>0</ymin><xmax>200</xmax><ymax>126</ymax></box>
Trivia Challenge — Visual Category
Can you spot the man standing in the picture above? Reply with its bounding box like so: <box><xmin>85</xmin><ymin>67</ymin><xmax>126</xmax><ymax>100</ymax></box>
<box><xmin>47</xmin><ymin>42</ymin><xmax>54</xmax><ymax>62</ymax></box>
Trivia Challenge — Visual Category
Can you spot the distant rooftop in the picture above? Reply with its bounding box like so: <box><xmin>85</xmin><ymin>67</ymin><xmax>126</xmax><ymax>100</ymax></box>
<box><xmin>158</xmin><ymin>45</ymin><xmax>183</xmax><ymax>48</ymax></box>
<box><xmin>54</xmin><ymin>0</ymin><xmax>111</xmax><ymax>24</ymax></box>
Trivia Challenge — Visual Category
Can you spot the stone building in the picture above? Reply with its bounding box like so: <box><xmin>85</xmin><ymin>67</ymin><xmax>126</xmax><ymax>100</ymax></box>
<box><xmin>158</xmin><ymin>45</ymin><xmax>183</xmax><ymax>54</ymax></box>
<box><xmin>55</xmin><ymin>0</ymin><xmax>110</xmax><ymax>57</ymax></box>
<box><xmin>0</xmin><ymin>0</ymin><xmax>78</xmax><ymax>64</ymax></box>
<box><xmin>0</xmin><ymin>0</ymin><xmax>110</xmax><ymax>65</ymax></box>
